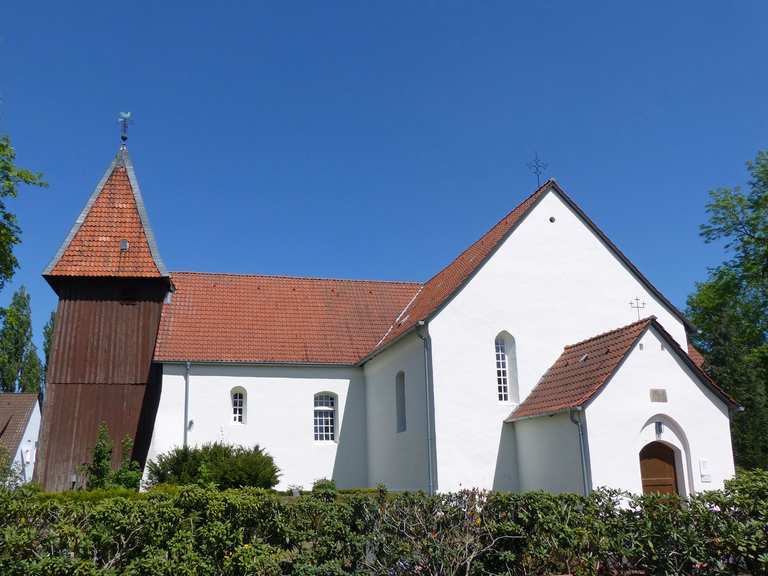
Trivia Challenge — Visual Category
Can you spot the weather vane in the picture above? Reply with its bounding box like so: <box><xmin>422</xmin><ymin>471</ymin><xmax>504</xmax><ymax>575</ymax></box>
<box><xmin>526</xmin><ymin>152</ymin><xmax>548</xmax><ymax>186</ymax></box>
<box><xmin>118</xmin><ymin>112</ymin><xmax>132</xmax><ymax>145</ymax></box>
<box><xmin>630</xmin><ymin>297</ymin><xmax>646</xmax><ymax>321</ymax></box>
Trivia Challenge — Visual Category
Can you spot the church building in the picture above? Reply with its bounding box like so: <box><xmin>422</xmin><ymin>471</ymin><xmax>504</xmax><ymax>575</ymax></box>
<box><xmin>35</xmin><ymin>143</ymin><xmax>738</xmax><ymax>495</ymax></box>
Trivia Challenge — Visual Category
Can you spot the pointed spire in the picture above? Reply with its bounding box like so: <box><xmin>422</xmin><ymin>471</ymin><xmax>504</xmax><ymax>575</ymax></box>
<box><xmin>44</xmin><ymin>146</ymin><xmax>168</xmax><ymax>278</ymax></box>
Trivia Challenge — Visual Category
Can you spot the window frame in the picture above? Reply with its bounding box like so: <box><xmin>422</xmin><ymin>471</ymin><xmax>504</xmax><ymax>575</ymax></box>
<box><xmin>231</xmin><ymin>387</ymin><xmax>246</xmax><ymax>424</ymax></box>
<box><xmin>495</xmin><ymin>332</ymin><xmax>519</xmax><ymax>404</ymax></box>
<box><xmin>395</xmin><ymin>371</ymin><xmax>407</xmax><ymax>433</ymax></box>
<box><xmin>313</xmin><ymin>392</ymin><xmax>337</xmax><ymax>443</ymax></box>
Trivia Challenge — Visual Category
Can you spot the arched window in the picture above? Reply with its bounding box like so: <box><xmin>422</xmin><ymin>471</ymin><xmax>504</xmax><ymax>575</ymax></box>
<box><xmin>314</xmin><ymin>393</ymin><xmax>337</xmax><ymax>442</ymax></box>
<box><xmin>231</xmin><ymin>388</ymin><xmax>246</xmax><ymax>424</ymax></box>
<box><xmin>495</xmin><ymin>332</ymin><xmax>519</xmax><ymax>403</ymax></box>
<box><xmin>395</xmin><ymin>371</ymin><xmax>407</xmax><ymax>433</ymax></box>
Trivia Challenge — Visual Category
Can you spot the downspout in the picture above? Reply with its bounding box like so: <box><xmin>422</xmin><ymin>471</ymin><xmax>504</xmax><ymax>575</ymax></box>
<box><xmin>570</xmin><ymin>407</ymin><xmax>589</xmax><ymax>496</ymax></box>
<box><xmin>183</xmin><ymin>361</ymin><xmax>191</xmax><ymax>448</ymax></box>
<box><xmin>416</xmin><ymin>321</ymin><xmax>435</xmax><ymax>496</ymax></box>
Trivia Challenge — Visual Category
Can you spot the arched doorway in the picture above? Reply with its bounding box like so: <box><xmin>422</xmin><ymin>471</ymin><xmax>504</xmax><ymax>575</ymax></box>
<box><xmin>639</xmin><ymin>442</ymin><xmax>679</xmax><ymax>495</ymax></box>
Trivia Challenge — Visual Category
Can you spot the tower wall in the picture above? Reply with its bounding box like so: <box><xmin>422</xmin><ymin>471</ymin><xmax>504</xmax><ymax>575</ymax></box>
<box><xmin>35</xmin><ymin>277</ymin><xmax>167</xmax><ymax>491</ymax></box>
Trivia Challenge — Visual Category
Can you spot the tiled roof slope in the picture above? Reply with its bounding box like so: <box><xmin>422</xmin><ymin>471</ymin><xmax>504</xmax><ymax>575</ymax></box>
<box><xmin>509</xmin><ymin>318</ymin><xmax>737</xmax><ymax>421</ymax></box>
<box><xmin>0</xmin><ymin>393</ymin><xmax>37</xmax><ymax>458</ymax></box>
<box><xmin>154</xmin><ymin>272</ymin><xmax>421</xmax><ymax>364</ymax></box>
<box><xmin>369</xmin><ymin>180</ymin><xmax>553</xmax><ymax>355</ymax></box>
<box><xmin>687</xmin><ymin>343</ymin><xmax>706</xmax><ymax>368</ymax></box>
<box><xmin>44</xmin><ymin>147</ymin><xmax>167</xmax><ymax>278</ymax></box>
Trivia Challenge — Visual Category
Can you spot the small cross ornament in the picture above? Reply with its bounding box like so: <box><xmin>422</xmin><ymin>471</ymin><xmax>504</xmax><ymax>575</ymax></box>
<box><xmin>526</xmin><ymin>152</ymin><xmax>548</xmax><ymax>186</ymax></box>
<box><xmin>630</xmin><ymin>297</ymin><xmax>646</xmax><ymax>320</ymax></box>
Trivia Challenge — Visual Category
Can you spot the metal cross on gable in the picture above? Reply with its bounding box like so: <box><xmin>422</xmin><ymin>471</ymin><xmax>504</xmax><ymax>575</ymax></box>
<box><xmin>630</xmin><ymin>297</ymin><xmax>646</xmax><ymax>321</ymax></box>
<box><xmin>526</xmin><ymin>152</ymin><xmax>548</xmax><ymax>186</ymax></box>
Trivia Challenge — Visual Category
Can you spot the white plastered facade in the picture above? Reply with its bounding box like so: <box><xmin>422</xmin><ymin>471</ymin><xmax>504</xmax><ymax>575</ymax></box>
<box><xmin>13</xmin><ymin>402</ymin><xmax>40</xmax><ymax>483</ymax></box>
<box><xmin>145</xmin><ymin>187</ymin><xmax>736</xmax><ymax>494</ymax></box>
<box><xmin>585</xmin><ymin>326</ymin><xmax>735</xmax><ymax>495</ymax></box>
<box><xmin>145</xmin><ymin>363</ymin><xmax>368</xmax><ymax>490</ymax></box>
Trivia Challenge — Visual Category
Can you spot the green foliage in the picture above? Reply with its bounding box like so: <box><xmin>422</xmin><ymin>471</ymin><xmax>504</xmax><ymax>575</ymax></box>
<box><xmin>0</xmin><ymin>445</ymin><xmax>22</xmax><ymax>492</ymax></box>
<box><xmin>0</xmin><ymin>286</ymin><xmax>43</xmax><ymax>392</ymax></box>
<box><xmin>0</xmin><ymin>135</ymin><xmax>46</xmax><ymax>294</ymax></box>
<box><xmin>83</xmin><ymin>423</ymin><xmax>142</xmax><ymax>490</ymax></box>
<box><xmin>18</xmin><ymin>342</ymin><xmax>42</xmax><ymax>393</ymax></box>
<box><xmin>1</xmin><ymin>475</ymin><xmax>767</xmax><ymax>575</ymax></box>
<box><xmin>42</xmin><ymin>310</ymin><xmax>55</xmax><ymax>384</ymax></box>
<box><xmin>146</xmin><ymin>442</ymin><xmax>280</xmax><ymax>490</ymax></box>
<box><xmin>311</xmin><ymin>478</ymin><xmax>337</xmax><ymax>501</ymax></box>
<box><xmin>688</xmin><ymin>150</ymin><xmax>768</xmax><ymax>469</ymax></box>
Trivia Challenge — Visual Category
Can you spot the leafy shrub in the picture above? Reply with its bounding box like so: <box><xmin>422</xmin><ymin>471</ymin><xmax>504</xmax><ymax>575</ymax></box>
<box><xmin>311</xmin><ymin>478</ymin><xmax>337</xmax><ymax>501</ymax></box>
<box><xmin>146</xmin><ymin>442</ymin><xmax>280</xmax><ymax>489</ymax></box>
<box><xmin>0</xmin><ymin>445</ymin><xmax>22</xmax><ymax>492</ymax></box>
<box><xmin>0</xmin><ymin>471</ymin><xmax>766</xmax><ymax>575</ymax></box>
<box><xmin>82</xmin><ymin>423</ymin><xmax>142</xmax><ymax>490</ymax></box>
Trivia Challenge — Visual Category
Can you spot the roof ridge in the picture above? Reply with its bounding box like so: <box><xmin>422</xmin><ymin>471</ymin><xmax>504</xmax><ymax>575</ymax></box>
<box><xmin>563</xmin><ymin>316</ymin><xmax>656</xmax><ymax>350</ymax></box>
<box><xmin>170</xmin><ymin>270</ymin><xmax>423</xmax><ymax>285</ymax></box>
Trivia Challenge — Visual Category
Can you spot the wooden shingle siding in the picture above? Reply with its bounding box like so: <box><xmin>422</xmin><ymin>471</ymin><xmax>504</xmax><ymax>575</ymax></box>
<box><xmin>47</xmin><ymin>279</ymin><xmax>166</xmax><ymax>385</ymax></box>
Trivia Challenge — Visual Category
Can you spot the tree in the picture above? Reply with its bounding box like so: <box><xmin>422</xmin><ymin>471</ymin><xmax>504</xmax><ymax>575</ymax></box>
<box><xmin>18</xmin><ymin>342</ymin><xmax>42</xmax><ymax>393</ymax></box>
<box><xmin>0</xmin><ymin>286</ymin><xmax>45</xmax><ymax>393</ymax></box>
<box><xmin>83</xmin><ymin>423</ymin><xmax>142</xmax><ymax>490</ymax></box>
<box><xmin>85</xmin><ymin>423</ymin><xmax>113</xmax><ymax>489</ymax></box>
<box><xmin>42</xmin><ymin>310</ymin><xmax>55</xmax><ymax>384</ymax></box>
<box><xmin>687</xmin><ymin>151</ymin><xmax>768</xmax><ymax>469</ymax></box>
<box><xmin>0</xmin><ymin>286</ymin><xmax>32</xmax><ymax>391</ymax></box>
<box><xmin>0</xmin><ymin>135</ymin><xmax>46</xmax><ymax>293</ymax></box>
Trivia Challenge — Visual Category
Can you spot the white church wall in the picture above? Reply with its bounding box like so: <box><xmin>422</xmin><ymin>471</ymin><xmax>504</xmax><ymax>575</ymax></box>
<box><xmin>585</xmin><ymin>326</ymin><xmax>735</xmax><ymax>495</ymax></box>
<box><xmin>145</xmin><ymin>363</ymin><xmax>368</xmax><ymax>490</ymax></box>
<box><xmin>363</xmin><ymin>333</ymin><xmax>430</xmax><ymax>491</ymax></box>
<box><xmin>14</xmin><ymin>401</ymin><xmax>40</xmax><ymax>483</ymax></box>
<box><xmin>427</xmin><ymin>189</ymin><xmax>689</xmax><ymax>492</ymax></box>
<box><xmin>514</xmin><ymin>412</ymin><xmax>584</xmax><ymax>493</ymax></box>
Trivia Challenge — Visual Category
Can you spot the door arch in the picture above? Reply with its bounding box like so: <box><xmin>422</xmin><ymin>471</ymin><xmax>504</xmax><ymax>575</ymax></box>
<box><xmin>639</xmin><ymin>441</ymin><xmax>679</xmax><ymax>495</ymax></box>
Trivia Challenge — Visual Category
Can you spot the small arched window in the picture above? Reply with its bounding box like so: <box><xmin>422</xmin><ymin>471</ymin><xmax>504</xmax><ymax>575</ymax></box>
<box><xmin>495</xmin><ymin>332</ymin><xmax>519</xmax><ymax>403</ymax></box>
<box><xmin>314</xmin><ymin>393</ymin><xmax>337</xmax><ymax>442</ymax></box>
<box><xmin>231</xmin><ymin>388</ymin><xmax>246</xmax><ymax>424</ymax></box>
<box><xmin>395</xmin><ymin>371</ymin><xmax>407</xmax><ymax>433</ymax></box>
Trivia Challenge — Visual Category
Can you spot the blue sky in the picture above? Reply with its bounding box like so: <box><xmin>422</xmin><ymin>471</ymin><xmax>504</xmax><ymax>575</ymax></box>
<box><xmin>1</xmin><ymin>2</ymin><xmax>767</xmax><ymax>348</ymax></box>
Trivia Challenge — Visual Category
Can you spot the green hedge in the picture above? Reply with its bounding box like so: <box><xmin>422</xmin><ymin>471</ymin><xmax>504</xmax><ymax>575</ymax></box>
<box><xmin>1</xmin><ymin>470</ymin><xmax>766</xmax><ymax>575</ymax></box>
<box><xmin>145</xmin><ymin>443</ymin><xmax>280</xmax><ymax>490</ymax></box>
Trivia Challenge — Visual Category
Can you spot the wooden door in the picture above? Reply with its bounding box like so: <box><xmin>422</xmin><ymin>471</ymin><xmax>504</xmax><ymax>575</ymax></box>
<box><xmin>639</xmin><ymin>441</ymin><xmax>679</xmax><ymax>495</ymax></box>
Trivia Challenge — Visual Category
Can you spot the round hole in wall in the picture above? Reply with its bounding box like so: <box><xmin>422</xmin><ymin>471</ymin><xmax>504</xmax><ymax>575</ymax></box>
<box><xmin>549</xmin><ymin>216</ymin><xmax>556</xmax><ymax>223</ymax></box>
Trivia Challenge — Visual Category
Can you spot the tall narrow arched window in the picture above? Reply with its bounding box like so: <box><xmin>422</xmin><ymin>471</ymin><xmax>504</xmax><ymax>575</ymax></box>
<box><xmin>495</xmin><ymin>332</ymin><xmax>519</xmax><ymax>403</ymax></box>
<box><xmin>395</xmin><ymin>371</ymin><xmax>407</xmax><ymax>433</ymax></box>
<box><xmin>231</xmin><ymin>388</ymin><xmax>246</xmax><ymax>424</ymax></box>
<box><xmin>314</xmin><ymin>393</ymin><xmax>337</xmax><ymax>442</ymax></box>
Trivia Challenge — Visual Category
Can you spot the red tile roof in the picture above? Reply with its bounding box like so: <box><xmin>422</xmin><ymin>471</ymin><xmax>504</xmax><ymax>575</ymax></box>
<box><xmin>508</xmin><ymin>318</ymin><xmax>737</xmax><ymax>420</ymax></box>
<box><xmin>368</xmin><ymin>180</ymin><xmax>552</xmax><ymax>355</ymax></box>
<box><xmin>154</xmin><ymin>272</ymin><xmax>421</xmax><ymax>364</ymax></box>
<box><xmin>44</xmin><ymin>147</ymin><xmax>167</xmax><ymax>278</ymax></box>
<box><xmin>365</xmin><ymin>178</ymin><xmax>693</xmax><ymax>359</ymax></box>
<box><xmin>687</xmin><ymin>343</ymin><xmax>706</xmax><ymax>368</ymax></box>
<box><xmin>0</xmin><ymin>393</ymin><xmax>37</xmax><ymax>458</ymax></box>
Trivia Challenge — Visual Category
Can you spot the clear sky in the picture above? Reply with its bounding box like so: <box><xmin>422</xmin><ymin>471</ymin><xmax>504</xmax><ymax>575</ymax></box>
<box><xmin>1</xmin><ymin>2</ymin><xmax>767</xmax><ymax>348</ymax></box>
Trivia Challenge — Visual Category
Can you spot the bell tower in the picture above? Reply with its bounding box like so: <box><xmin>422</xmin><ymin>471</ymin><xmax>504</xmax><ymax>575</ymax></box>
<box><xmin>36</xmin><ymin>143</ymin><xmax>170</xmax><ymax>490</ymax></box>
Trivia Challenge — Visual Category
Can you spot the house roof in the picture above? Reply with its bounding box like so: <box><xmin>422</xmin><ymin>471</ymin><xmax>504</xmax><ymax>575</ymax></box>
<box><xmin>687</xmin><ymin>343</ymin><xmax>706</xmax><ymax>368</ymax></box>
<box><xmin>366</xmin><ymin>180</ymin><xmax>552</xmax><ymax>356</ymax></box>
<box><xmin>153</xmin><ymin>272</ymin><xmax>421</xmax><ymax>364</ymax></box>
<box><xmin>43</xmin><ymin>146</ymin><xmax>168</xmax><ymax>279</ymax></box>
<box><xmin>363</xmin><ymin>179</ymin><xmax>693</xmax><ymax>361</ymax></box>
<box><xmin>0</xmin><ymin>393</ymin><xmax>37</xmax><ymax>458</ymax></box>
<box><xmin>507</xmin><ymin>317</ymin><xmax>737</xmax><ymax>421</ymax></box>
<box><xmin>152</xmin><ymin>179</ymin><xmax>694</xmax><ymax>366</ymax></box>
